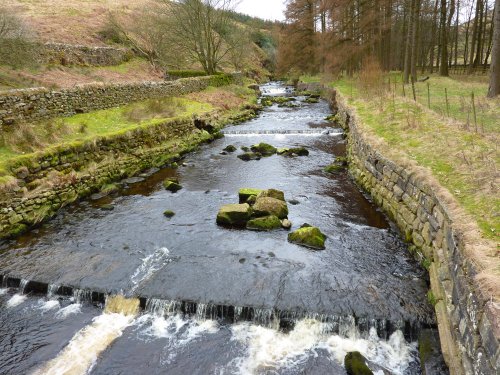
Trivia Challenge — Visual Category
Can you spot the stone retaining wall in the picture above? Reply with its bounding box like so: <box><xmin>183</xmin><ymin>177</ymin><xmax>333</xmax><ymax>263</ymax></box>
<box><xmin>0</xmin><ymin>74</ymin><xmax>238</xmax><ymax>127</ymax></box>
<box><xmin>39</xmin><ymin>43</ymin><xmax>132</xmax><ymax>67</ymax></box>
<box><xmin>0</xmin><ymin>109</ymin><xmax>249</xmax><ymax>239</ymax></box>
<box><xmin>330</xmin><ymin>89</ymin><xmax>499</xmax><ymax>375</ymax></box>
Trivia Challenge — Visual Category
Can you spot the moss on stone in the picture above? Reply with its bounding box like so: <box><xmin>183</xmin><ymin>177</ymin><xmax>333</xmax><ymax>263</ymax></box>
<box><xmin>163</xmin><ymin>210</ymin><xmax>176</xmax><ymax>218</ymax></box>
<box><xmin>163</xmin><ymin>178</ymin><xmax>182</xmax><ymax>192</ymax></box>
<box><xmin>246</xmin><ymin>215</ymin><xmax>282</xmax><ymax>231</ymax></box>
<box><xmin>344</xmin><ymin>352</ymin><xmax>373</xmax><ymax>375</ymax></box>
<box><xmin>253</xmin><ymin>197</ymin><xmax>288</xmax><ymax>219</ymax></box>
<box><xmin>257</xmin><ymin>189</ymin><xmax>285</xmax><ymax>202</ymax></box>
<box><xmin>288</xmin><ymin>226</ymin><xmax>326</xmax><ymax>250</ymax></box>
<box><xmin>216</xmin><ymin>203</ymin><xmax>252</xmax><ymax>227</ymax></box>
<box><xmin>250</xmin><ymin>143</ymin><xmax>277</xmax><ymax>156</ymax></box>
<box><xmin>239</xmin><ymin>188</ymin><xmax>263</xmax><ymax>203</ymax></box>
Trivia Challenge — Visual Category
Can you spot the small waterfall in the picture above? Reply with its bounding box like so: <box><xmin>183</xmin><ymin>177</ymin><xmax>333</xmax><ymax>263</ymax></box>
<box><xmin>47</xmin><ymin>284</ymin><xmax>59</xmax><ymax>298</ymax></box>
<box><xmin>145</xmin><ymin>298</ymin><xmax>182</xmax><ymax>317</ymax></box>
<box><xmin>33</xmin><ymin>295</ymin><xmax>140</xmax><ymax>375</ymax></box>
<box><xmin>19</xmin><ymin>279</ymin><xmax>29</xmax><ymax>294</ymax></box>
<box><xmin>104</xmin><ymin>295</ymin><xmax>140</xmax><ymax>316</ymax></box>
<box><xmin>222</xmin><ymin>129</ymin><xmax>342</xmax><ymax>136</ymax></box>
<box><xmin>73</xmin><ymin>288</ymin><xmax>94</xmax><ymax>303</ymax></box>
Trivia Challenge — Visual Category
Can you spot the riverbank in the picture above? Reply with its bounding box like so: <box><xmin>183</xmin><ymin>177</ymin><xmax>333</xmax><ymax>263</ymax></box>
<box><xmin>0</xmin><ymin>78</ymin><xmax>259</xmax><ymax>238</ymax></box>
<box><xmin>320</xmin><ymin>81</ymin><xmax>499</xmax><ymax>374</ymax></box>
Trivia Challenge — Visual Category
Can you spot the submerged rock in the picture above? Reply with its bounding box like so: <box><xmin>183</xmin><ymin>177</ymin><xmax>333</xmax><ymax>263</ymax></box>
<box><xmin>281</xmin><ymin>147</ymin><xmax>309</xmax><ymax>157</ymax></box>
<box><xmin>253</xmin><ymin>197</ymin><xmax>288</xmax><ymax>219</ymax></box>
<box><xmin>304</xmin><ymin>97</ymin><xmax>320</xmax><ymax>104</ymax></box>
<box><xmin>288</xmin><ymin>225</ymin><xmax>326</xmax><ymax>250</ymax></box>
<box><xmin>163</xmin><ymin>178</ymin><xmax>182</xmax><ymax>192</ymax></box>
<box><xmin>223</xmin><ymin>145</ymin><xmax>237</xmax><ymax>153</ymax></box>
<box><xmin>257</xmin><ymin>188</ymin><xmax>285</xmax><ymax>202</ymax></box>
<box><xmin>325</xmin><ymin>157</ymin><xmax>348</xmax><ymax>173</ymax></box>
<box><xmin>237</xmin><ymin>152</ymin><xmax>262</xmax><ymax>161</ymax></box>
<box><xmin>246</xmin><ymin>215</ymin><xmax>282</xmax><ymax>231</ymax></box>
<box><xmin>344</xmin><ymin>352</ymin><xmax>373</xmax><ymax>375</ymax></box>
<box><xmin>163</xmin><ymin>210</ymin><xmax>176</xmax><ymax>218</ymax></box>
<box><xmin>100</xmin><ymin>204</ymin><xmax>115</xmax><ymax>211</ymax></box>
<box><xmin>216</xmin><ymin>203</ymin><xmax>252</xmax><ymax>227</ymax></box>
<box><xmin>250</xmin><ymin>143</ymin><xmax>277</xmax><ymax>156</ymax></box>
<box><xmin>239</xmin><ymin>188</ymin><xmax>263</xmax><ymax>203</ymax></box>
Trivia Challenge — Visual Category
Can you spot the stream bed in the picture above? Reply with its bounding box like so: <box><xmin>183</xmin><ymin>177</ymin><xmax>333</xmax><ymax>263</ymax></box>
<box><xmin>0</xmin><ymin>83</ymin><xmax>440</xmax><ymax>375</ymax></box>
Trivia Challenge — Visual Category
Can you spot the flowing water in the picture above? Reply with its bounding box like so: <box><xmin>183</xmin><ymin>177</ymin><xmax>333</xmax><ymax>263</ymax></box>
<box><xmin>0</xmin><ymin>83</ymin><xmax>438</xmax><ymax>374</ymax></box>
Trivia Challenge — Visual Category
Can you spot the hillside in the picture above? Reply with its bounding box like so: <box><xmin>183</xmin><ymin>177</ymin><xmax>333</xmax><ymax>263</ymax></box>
<box><xmin>4</xmin><ymin>0</ymin><xmax>152</xmax><ymax>45</ymax></box>
<box><xmin>1</xmin><ymin>0</ymin><xmax>278</xmax><ymax>90</ymax></box>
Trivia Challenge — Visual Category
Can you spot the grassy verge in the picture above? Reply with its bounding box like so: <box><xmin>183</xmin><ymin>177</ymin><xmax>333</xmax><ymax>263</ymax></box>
<box><xmin>326</xmin><ymin>75</ymin><xmax>498</xmax><ymax>244</ymax></box>
<box><xmin>0</xmin><ymin>84</ymin><xmax>256</xmax><ymax>178</ymax></box>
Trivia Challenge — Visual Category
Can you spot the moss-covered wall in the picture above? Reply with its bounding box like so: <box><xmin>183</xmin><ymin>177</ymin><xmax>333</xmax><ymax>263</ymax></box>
<box><xmin>0</xmin><ymin>74</ymin><xmax>240</xmax><ymax>126</ymax></box>
<box><xmin>331</xmin><ymin>89</ymin><xmax>498</xmax><ymax>375</ymax></box>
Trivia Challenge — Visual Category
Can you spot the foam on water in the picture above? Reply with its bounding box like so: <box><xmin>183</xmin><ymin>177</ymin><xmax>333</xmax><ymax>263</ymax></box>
<box><xmin>7</xmin><ymin>293</ymin><xmax>27</xmax><ymax>308</ymax></box>
<box><xmin>55</xmin><ymin>303</ymin><xmax>82</xmax><ymax>319</ymax></box>
<box><xmin>230</xmin><ymin>319</ymin><xmax>417</xmax><ymax>375</ymax></box>
<box><xmin>130</xmin><ymin>247</ymin><xmax>171</xmax><ymax>292</ymax></box>
<box><xmin>38</xmin><ymin>299</ymin><xmax>60</xmax><ymax>312</ymax></box>
<box><xmin>32</xmin><ymin>313</ymin><xmax>134</xmax><ymax>375</ymax></box>
<box><xmin>136</xmin><ymin>313</ymin><xmax>219</xmax><ymax>347</ymax></box>
<box><xmin>0</xmin><ymin>288</ymin><xmax>7</xmax><ymax>296</ymax></box>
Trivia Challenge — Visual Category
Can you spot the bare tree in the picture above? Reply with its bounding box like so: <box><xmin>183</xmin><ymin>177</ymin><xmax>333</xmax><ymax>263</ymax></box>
<box><xmin>488</xmin><ymin>0</ymin><xmax>500</xmax><ymax>96</ymax></box>
<box><xmin>161</xmin><ymin>0</ymin><xmax>240</xmax><ymax>74</ymax></box>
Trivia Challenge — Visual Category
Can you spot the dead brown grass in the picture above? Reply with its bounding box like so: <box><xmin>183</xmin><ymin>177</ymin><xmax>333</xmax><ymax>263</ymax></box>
<box><xmin>4</xmin><ymin>0</ymin><xmax>154</xmax><ymax>45</ymax></box>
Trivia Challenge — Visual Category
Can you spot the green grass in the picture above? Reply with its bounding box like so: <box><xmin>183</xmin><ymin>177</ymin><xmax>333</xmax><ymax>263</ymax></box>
<box><xmin>330</xmin><ymin>76</ymin><xmax>499</xmax><ymax>240</ymax></box>
<box><xmin>385</xmin><ymin>73</ymin><xmax>499</xmax><ymax>133</ymax></box>
<box><xmin>0</xmin><ymin>96</ymin><xmax>212</xmax><ymax>171</ymax></box>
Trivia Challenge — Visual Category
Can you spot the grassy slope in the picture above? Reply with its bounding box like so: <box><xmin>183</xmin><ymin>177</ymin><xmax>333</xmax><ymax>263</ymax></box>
<box><xmin>0</xmin><ymin>58</ymin><xmax>163</xmax><ymax>91</ymax></box>
<box><xmin>0</xmin><ymin>84</ymin><xmax>255</xmax><ymax>176</ymax></box>
<box><xmin>330</xmin><ymin>76</ymin><xmax>498</xmax><ymax>242</ymax></box>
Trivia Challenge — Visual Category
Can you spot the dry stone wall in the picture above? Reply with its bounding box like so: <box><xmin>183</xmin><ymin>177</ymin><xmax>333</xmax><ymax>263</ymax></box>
<box><xmin>331</xmin><ymin>89</ymin><xmax>499</xmax><ymax>375</ymax></box>
<box><xmin>0</xmin><ymin>75</ymin><xmax>238</xmax><ymax>127</ymax></box>
<box><xmin>39</xmin><ymin>43</ymin><xmax>132</xmax><ymax>66</ymax></box>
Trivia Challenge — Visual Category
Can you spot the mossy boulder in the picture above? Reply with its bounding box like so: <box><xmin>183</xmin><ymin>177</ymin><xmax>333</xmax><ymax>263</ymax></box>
<box><xmin>324</xmin><ymin>164</ymin><xmax>344</xmax><ymax>173</ymax></box>
<box><xmin>304</xmin><ymin>97</ymin><xmax>320</xmax><ymax>104</ymax></box>
<box><xmin>237</xmin><ymin>152</ymin><xmax>262</xmax><ymax>161</ymax></box>
<box><xmin>163</xmin><ymin>210</ymin><xmax>176</xmax><ymax>218</ymax></box>
<box><xmin>163</xmin><ymin>178</ymin><xmax>182</xmax><ymax>192</ymax></box>
<box><xmin>280</xmin><ymin>147</ymin><xmax>309</xmax><ymax>157</ymax></box>
<box><xmin>253</xmin><ymin>197</ymin><xmax>288</xmax><ymax>219</ymax></box>
<box><xmin>250</xmin><ymin>143</ymin><xmax>277</xmax><ymax>156</ymax></box>
<box><xmin>239</xmin><ymin>188</ymin><xmax>263</xmax><ymax>203</ymax></box>
<box><xmin>246</xmin><ymin>215</ymin><xmax>282</xmax><ymax>231</ymax></box>
<box><xmin>287</xmin><ymin>226</ymin><xmax>326</xmax><ymax>250</ymax></box>
<box><xmin>257</xmin><ymin>189</ymin><xmax>285</xmax><ymax>202</ymax></box>
<box><xmin>344</xmin><ymin>352</ymin><xmax>373</xmax><ymax>375</ymax></box>
<box><xmin>223</xmin><ymin>145</ymin><xmax>237</xmax><ymax>153</ymax></box>
<box><xmin>325</xmin><ymin>157</ymin><xmax>348</xmax><ymax>173</ymax></box>
<box><xmin>216</xmin><ymin>203</ymin><xmax>253</xmax><ymax>227</ymax></box>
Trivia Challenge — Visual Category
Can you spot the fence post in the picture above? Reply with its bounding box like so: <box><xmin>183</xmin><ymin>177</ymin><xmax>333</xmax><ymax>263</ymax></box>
<box><xmin>411</xmin><ymin>77</ymin><xmax>417</xmax><ymax>101</ymax></box>
<box><xmin>445</xmin><ymin>88</ymin><xmax>450</xmax><ymax>117</ymax></box>
<box><xmin>471</xmin><ymin>92</ymin><xmax>477</xmax><ymax>132</ymax></box>
<box><xmin>427</xmin><ymin>82</ymin><xmax>431</xmax><ymax>108</ymax></box>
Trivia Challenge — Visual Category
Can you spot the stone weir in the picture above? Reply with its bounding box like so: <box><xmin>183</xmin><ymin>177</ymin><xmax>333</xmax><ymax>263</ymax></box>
<box><xmin>326</xmin><ymin>88</ymin><xmax>499</xmax><ymax>375</ymax></box>
<box><xmin>0</xmin><ymin>274</ymin><xmax>430</xmax><ymax>341</ymax></box>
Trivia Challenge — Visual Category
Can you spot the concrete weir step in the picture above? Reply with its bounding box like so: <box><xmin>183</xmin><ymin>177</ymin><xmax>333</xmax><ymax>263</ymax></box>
<box><xmin>0</xmin><ymin>274</ymin><xmax>434</xmax><ymax>341</ymax></box>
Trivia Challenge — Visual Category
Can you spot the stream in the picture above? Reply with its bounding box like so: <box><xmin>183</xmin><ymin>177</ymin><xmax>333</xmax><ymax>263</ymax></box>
<box><xmin>0</xmin><ymin>83</ymin><xmax>438</xmax><ymax>375</ymax></box>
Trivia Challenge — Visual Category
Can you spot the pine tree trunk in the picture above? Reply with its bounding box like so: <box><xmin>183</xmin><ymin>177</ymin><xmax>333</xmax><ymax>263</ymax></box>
<box><xmin>439</xmin><ymin>0</ymin><xmax>449</xmax><ymax>76</ymax></box>
<box><xmin>488</xmin><ymin>0</ymin><xmax>500</xmax><ymax>96</ymax></box>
